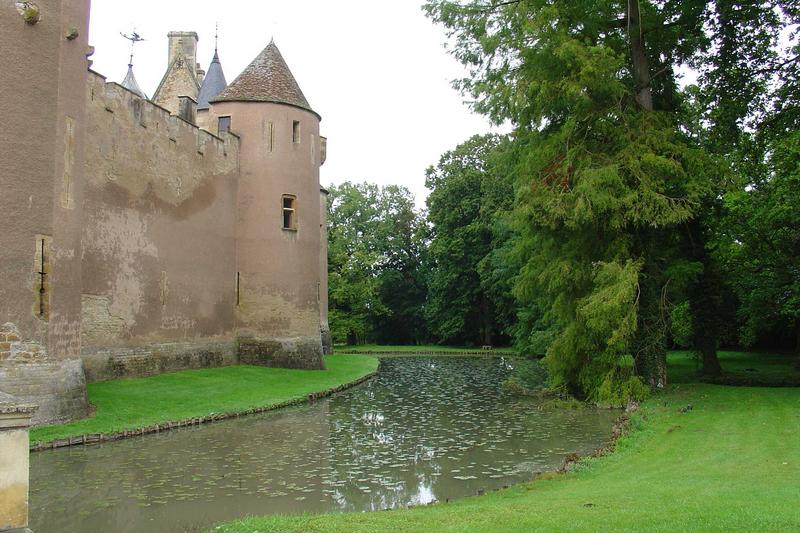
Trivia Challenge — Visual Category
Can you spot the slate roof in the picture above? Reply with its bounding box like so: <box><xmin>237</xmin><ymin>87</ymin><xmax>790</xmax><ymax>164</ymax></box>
<box><xmin>197</xmin><ymin>50</ymin><xmax>227</xmax><ymax>110</ymax></box>
<box><xmin>121</xmin><ymin>64</ymin><xmax>147</xmax><ymax>99</ymax></box>
<box><xmin>212</xmin><ymin>41</ymin><xmax>316</xmax><ymax>116</ymax></box>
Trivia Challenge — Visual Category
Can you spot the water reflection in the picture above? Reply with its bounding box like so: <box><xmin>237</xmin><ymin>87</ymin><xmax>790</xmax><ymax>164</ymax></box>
<box><xmin>30</xmin><ymin>357</ymin><xmax>619</xmax><ymax>532</ymax></box>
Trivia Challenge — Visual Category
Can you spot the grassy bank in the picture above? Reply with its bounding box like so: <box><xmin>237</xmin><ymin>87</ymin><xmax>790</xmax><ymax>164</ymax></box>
<box><xmin>31</xmin><ymin>355</ymin><xmax>378</xmax><ymax>445</ymax></box>
<box><xmin>215</xmin><ymin>351</ymin><xmax>800</xmax><ymax>532</ymax></box>
<box><xmin>335</xmin><ymin>344</ymin><xmax>517</xmax><ymax>355</ymax></box>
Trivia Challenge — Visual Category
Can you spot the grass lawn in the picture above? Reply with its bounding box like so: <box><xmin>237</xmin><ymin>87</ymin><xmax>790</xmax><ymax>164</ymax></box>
<box><xmin>31</xmin><ymin>355</ymin><xmax>378</xmax><ymax>445</ymax></box>
<box><xmin>335</xmin><ymin>344</ymin><xmax>517</xmax><ymax>355</ymax></box>
<box><xmin>214</xmin><ymin>351</ymin><xmax>800</xmax><ymax>532</ymax></box>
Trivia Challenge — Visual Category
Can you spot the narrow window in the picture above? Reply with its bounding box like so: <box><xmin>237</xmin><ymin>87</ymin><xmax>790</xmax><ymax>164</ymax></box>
<box><xmin>236</xmin><ymin>272</ymin><xmax>241</xmax><ymax>306</ymax></box>
<box><xmin>218</xmin><ymin>116</ymin><xmax>231</xmax><ymax>134</ymax></box>
<box><xmin>292</xmin><ymin>120</ymin><xmax>301</xmax><ymax>144</ymax></box>
<box><xmin>34</xmin><ymin>236</ymin><xmax>51</xmax><ymax>320</ymax></box>
<box><xmin>282</xmin><ymin>195</ymin><xmax>297</xmax><ymax>230</ymax></box>
<box><xmin>268</xmin><ymin>122</ymin><xmax>275</xmax><ymax>153</ymax></box>
<box><xmin>38</xmin><ymin>238</ymin><xmax>47</xmax><ymax>318</ymax></box>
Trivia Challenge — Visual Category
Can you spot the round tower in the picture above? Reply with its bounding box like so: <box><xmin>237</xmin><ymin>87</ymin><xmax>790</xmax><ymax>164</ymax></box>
<box><xmin>211</xmin><ymin>41</ymin><xmax>325</xmax><ymax>369</ymax></box>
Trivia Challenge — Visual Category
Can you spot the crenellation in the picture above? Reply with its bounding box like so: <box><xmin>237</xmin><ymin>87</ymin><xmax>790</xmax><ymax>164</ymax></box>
<box><xmin>89</xmin><ymin>72</ymin><xmax>236</xmax><ymax>160</ymax></box>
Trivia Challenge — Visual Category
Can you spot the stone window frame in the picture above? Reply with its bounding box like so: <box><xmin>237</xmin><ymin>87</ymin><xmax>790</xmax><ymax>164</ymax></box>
<box><xmin>292</xmin><ymin>120</ymin><xmax>301</xmax><ymax>144</ymax></box>
<box><xmin>281</xmin><ymin>194</ymin><xmax>298</xmax><ymax>231</ymax></box>
<box><xmin>218</xmin><ymin>115</ymin><xmax>232</xmax><ymax>135</ymax></box>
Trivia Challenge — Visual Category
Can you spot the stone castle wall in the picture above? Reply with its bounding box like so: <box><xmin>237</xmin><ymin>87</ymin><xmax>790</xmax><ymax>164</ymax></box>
<box><xmin>0</xmin><ymin>0</ymin><xmax>91</xmax><ymax>425</ymax></box>
<box><xmin>80</xmin><ymin>73</ymin><xmax>241</xmax><ymax>382</ymax></box>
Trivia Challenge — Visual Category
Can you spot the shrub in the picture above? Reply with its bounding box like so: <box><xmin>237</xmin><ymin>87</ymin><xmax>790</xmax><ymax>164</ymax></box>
<box><xmin>502</xmin><ymin>357</ymin><xmax>549</xmax><ymax>394</ymax></box>
<box><xmin>670</xmin><ymin>301</ymin><xmax>693</xmax><ymax>348</ymax></box>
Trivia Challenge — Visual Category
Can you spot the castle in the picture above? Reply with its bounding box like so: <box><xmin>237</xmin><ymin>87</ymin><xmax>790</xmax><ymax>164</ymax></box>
<box><xmin>0</xmin><ymin>0</ymin><xmax>331</xmax><ymax>426</ymax></box>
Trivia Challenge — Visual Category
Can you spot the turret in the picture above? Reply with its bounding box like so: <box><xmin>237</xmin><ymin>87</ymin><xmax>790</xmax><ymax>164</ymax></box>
<box><xmin>121</xmin><ymin>64</ymin><xmax>147</xmax><ymax>99</ymax></box>
<box><xmin>211</xmin><ymin>41</ymin><xmax>326</xmax><ymax>369</ymax></box>
<box><xmin>196</xmin><ymin>43</ymin><xmax>227</xmax><ymax>133</ymax></box>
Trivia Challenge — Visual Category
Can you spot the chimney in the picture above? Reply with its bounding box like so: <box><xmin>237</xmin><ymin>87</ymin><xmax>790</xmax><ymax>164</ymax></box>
<box><xmin>167</xmin><ymin>31</ymin><xmax>198</xmax><ymax>75</ymax></box>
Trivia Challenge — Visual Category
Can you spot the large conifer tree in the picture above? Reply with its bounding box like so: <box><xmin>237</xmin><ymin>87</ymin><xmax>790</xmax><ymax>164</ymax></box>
<box><xmin>424</xmin><ymin>0</ymin><xmax>793</xmax><ymax>402</ymax></box>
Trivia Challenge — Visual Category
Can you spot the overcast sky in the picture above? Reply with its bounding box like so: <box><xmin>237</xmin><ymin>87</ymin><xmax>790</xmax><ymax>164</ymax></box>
<box><xmin>87</xmin><ymin>0</ymin><xmax>501</xmax><ymax>206</ymax></box>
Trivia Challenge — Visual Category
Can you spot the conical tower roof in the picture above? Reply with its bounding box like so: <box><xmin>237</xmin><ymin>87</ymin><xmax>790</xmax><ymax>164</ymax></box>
<box><xmin>212</xmin><ymin>41</ymin><xmax>317</xmax><ymax>117</ymax></box>
<box><xmin>121</xmin><ymin>64</ymin><xmax>147</xmax><ymax>99</ymax></box>
<box><xmin>197</xmin><ymin>50</ymin><xmax>227</xmax><ymax>110</ymax></box>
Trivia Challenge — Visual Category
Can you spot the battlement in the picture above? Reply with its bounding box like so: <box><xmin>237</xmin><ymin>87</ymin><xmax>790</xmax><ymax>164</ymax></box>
<box><xmin>86</xmin><ymin>70</ymin><xmax>239</xmax><ymax>202</ymax></box>
<box><xmin>89</xmin><ymin>70</ymin><xmax>236</xmax><ymax>146</ymax></box>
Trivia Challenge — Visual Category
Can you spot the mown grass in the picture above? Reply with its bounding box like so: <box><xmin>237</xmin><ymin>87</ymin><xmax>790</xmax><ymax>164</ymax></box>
<box><xmin>669</xmin><ymin>349</ymin><xmax>799</xmax><ymax>385</ymax></box>
<box><xmin>214</xmin><ymin>351</ymin><xmax>800</xmax><ymax>532</ymax></box>
<box><xmin>31</xmin><ymin>355</ymin><xmax>378</xmax><ymax>445</ymax></box>
<box><xmin>335</xmin><ymin>344</ymin><xmax>517</xmax><ymax>355</ymax></box>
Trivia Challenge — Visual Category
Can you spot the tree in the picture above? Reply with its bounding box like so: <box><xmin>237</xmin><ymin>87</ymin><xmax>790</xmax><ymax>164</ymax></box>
<box><xmin>710</xmin><ymin>6</ymin><xmax>800</xmax><ymax>361</ymax></box>
<box><xmin>687</xmin><ymin>0</ymin><xmax>786</xmax><ymax>374</ymax></box>
<box><xmin>326</xmin><ymin>182</ymin><xmax>428</xmax><ymax>345</ymax></box>
<box><xmin>723</xmin><ymin>131</ymin><xmax>800</xmax><ymax>359</ymax></box>
<box><xmin>425</xmin><ymin>134</ymin><xmax>514</xmax><ymax>346</ymax></box>
<box><xmin>372</xmin><ymin>186</ymin><xmax>430</xmax><ymax>344</ymax></box>
<box><xmin>424</xmin><ymin>0</ymin><xmax>732</xmax><ymax>403</ymax></box>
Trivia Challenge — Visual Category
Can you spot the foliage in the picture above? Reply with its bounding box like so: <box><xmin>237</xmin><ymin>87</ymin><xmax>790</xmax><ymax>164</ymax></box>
<box><xmin>421</xmin><ymin>0</ymin><xmax>799</xmax><ymax>399</ymax></box>
<box><xmin>669</xmin><ymin>301</ymin><xmax>693</xmax><ymax>349</ymax></box>
<box><xmin>722</xmin><ymin>132</ymin><xmax>800</xmax><ymax>352</ymax></box>
<box><xmin>326</xmin><ymin>182</ymin><xmax>428</xmax><ymax>345</ymax></box>
<box><xmin>425</xmin><ymin>134</ymin><xmax>515</xmax><ymax>345</ymax></box>
<box><xmin>501</xmin><ymin>356</ymin><xmax>549</xmax><ymax>394</ymax></box>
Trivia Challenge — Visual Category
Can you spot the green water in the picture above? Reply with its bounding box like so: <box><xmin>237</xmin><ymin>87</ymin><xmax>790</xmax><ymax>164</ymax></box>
<box><xmin>30</xmin><ymin>357</ymin><xmax>619</xmax><ymax>532</ymax></box>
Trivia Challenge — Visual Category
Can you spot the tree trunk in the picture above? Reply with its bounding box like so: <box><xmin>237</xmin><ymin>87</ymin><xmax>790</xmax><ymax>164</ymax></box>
<box><xmin>795</xmin><ymin>317</ymin><xmax>800</xmax><ymax>369</ymax></box>
<box><xmin>687</xmin><ymin>219</ymin><xmax>723</xmax><ymax>376</ymax></box>
<box><xmin>700</xmin><ymin>343</ymin><xmax>723</xmax><ymax>376</ymax></box>
<box><xmin>628</xmin><ymin>0</ymin><xmax>654</xmax><ymax>111</ymax></box>
<box><xmin>634</xmin><ymin>275</ymin><xmax>668</xmax><ymax>389</ymax></box>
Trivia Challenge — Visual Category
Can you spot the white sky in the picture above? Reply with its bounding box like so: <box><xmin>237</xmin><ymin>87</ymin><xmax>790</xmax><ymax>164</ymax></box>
<box><xmin>88</xmin><ymin>0</ymin><xmax>500</xmax><ymax>205</ymax></box>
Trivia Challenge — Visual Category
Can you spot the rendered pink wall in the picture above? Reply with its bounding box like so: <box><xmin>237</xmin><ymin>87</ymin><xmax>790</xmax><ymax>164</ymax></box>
<box><xmin>212</xmin><ymin>100</ymin><xmax>324</xmax><ymax>368</ymax></box>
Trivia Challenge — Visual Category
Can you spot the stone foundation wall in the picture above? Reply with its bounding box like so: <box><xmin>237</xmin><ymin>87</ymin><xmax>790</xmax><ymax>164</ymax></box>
<box><xmin>81</xmin><ymin>340</ymin><xmax>237</xmax><ymax>383</ymax></box>
<box><xmin>0</xmin><ymin>323</ymin><xmax>88</xmax><ymax>426</ymax></box>
<box><xmin>238</xmin><ymin>335</ymin><xmax>324</xmax><ymax>370</ymax></box>
<box><xmin>321</xmin><ymin>327</ymin><xmax>333</xmax><ymax>355</ymax></box>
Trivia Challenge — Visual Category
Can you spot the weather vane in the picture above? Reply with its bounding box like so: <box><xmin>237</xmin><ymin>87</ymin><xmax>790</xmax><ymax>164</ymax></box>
<box><xmin>120</xmin><ymin>29</ymin><xmax>145</xmax><ymax>67</ymax></box>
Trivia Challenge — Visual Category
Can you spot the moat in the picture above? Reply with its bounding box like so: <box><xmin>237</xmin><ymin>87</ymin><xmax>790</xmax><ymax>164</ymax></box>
<box><xmin>29</xmin><ymin>357</ymin><xmax>619</xmax><ymax>533</ymax></box>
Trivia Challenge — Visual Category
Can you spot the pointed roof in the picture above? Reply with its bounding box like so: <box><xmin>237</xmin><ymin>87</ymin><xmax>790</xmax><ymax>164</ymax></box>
<box><xmin>197</xmin><ymin>50</ymin><xmax>227</xmax><ymax>110</ymax></box>
<box><xmin>121</xmin><ymin>64</ymin><xmax>147</xmax><ymax>99</ymax></box>
<box><xmin>212</xmin><ymin>41</ymin><xmax>318</xmax><ymax>117</ymax></box>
